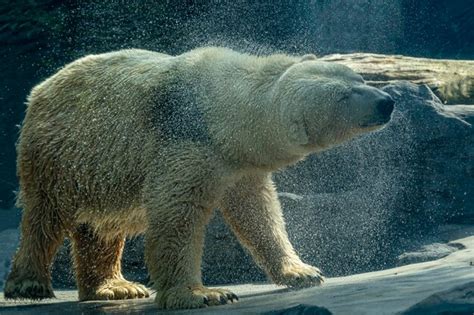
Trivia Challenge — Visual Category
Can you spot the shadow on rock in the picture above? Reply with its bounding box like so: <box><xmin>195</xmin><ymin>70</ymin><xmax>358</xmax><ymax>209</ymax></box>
<box><xmin>262</xmin><ymin>303</ymin><xmax>332</xmax><ymax>315</ymax></box>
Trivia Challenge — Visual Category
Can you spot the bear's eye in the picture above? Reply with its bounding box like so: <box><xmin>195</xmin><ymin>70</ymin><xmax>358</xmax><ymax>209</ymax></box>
<box><xmin>337</xmin><ymin>94</ymin><xmax>349</xmax><ymax>102</ymax></box>
<box><xmin>351</xmin><ymin>87</ymin><xmax>363</xmax><ymax>95</ymax></box>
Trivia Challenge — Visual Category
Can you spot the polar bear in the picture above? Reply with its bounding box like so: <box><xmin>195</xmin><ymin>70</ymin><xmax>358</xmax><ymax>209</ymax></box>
<box><xmin>4</xmin><ymin>47</ymin><xmax>394</xmax><ymax>309</ymax></box>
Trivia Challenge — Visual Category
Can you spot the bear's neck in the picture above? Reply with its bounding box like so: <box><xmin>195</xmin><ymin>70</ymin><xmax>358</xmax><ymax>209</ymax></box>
<box><xmin>190</xmin><ymin>48</ymin><xmax>308</xmax><ymax>170</ymax></box>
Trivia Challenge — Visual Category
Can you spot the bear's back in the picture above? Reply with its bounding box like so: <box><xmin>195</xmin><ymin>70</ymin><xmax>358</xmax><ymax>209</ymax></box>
<box><xmin>17</xmin><ymin>49</ymin><xmax>177</xmax><ymax>212</ymax></box>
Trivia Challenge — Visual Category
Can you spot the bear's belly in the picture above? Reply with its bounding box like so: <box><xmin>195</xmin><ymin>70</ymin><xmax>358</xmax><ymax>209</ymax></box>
<box><xmin>74</xmin><ymin>205</ymin><xmax>148</xmax><ymax>239</ymax></box>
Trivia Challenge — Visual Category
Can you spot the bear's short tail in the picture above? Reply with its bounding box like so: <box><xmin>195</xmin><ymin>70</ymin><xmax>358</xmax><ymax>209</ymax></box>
<box><xmin>14</xmin><ymin>189</ymin><xmax>23</xmax><ymax>209</ymax></box>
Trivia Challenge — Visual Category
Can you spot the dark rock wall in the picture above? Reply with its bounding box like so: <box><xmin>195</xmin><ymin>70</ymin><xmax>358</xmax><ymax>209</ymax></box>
<box><xmin>1</xmin><ymin>0</ymin><xmax>474</xmax><ymax>209</ymax></box>
<box><xmin>0</xmin><ymin>0</ymin><xmax>473</xmax><ymax>287</ymax></box>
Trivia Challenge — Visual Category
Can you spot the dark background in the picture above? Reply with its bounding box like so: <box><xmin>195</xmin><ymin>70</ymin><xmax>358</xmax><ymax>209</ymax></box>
<box><xmin>0</xmin><ymin>0</ymin><xmax>473</xmax><ymax>288</ymax></box>
<box><xmin>1</xmin><ymin>0</ymin><xmax>474</xmax><ymax>215</ymax></box>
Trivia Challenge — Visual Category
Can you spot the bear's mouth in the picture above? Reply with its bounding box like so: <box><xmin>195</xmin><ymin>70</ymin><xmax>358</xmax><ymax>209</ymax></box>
<box><xmin>358</xmin><ymin>116</ymin><xmax>391</xmax><ymax>128</ymax></box>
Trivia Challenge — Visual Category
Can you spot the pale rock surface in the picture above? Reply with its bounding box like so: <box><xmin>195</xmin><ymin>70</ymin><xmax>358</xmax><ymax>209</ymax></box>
<box><xmin>1</xmin><ymin>235</ymin><xmax>473</xmax><ymax>314</ymax></box>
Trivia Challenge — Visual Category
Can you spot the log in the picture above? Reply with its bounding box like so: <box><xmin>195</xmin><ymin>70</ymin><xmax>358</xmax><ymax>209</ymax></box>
<box><xmin>319</xmin><ymin>53</ymin><xmax>474</xmax><ymax>105</ymax></box>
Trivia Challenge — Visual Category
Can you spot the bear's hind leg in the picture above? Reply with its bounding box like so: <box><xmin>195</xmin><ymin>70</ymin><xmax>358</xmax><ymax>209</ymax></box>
<box><xmin>4</xmin><ymin>200</ymin><xmax>65</xmax><ymax>299</ymax></box>
<box><xmin>71</xmin><ymin>224</ymin><xmax>149</xmax><ymax>301</ymax></box>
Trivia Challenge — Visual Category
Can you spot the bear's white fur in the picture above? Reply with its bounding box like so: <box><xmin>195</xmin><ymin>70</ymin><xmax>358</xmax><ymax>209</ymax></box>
<box><xmin>5</xmin><ymin>47</ymin><xmax>393</xmax><ymax>309</ymax></box>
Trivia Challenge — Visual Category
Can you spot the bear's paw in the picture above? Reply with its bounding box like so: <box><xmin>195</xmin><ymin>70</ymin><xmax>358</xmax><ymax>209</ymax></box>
<box><xmin>155</xmin><ymin>285</ymin><xmax>238</xmax><ymax>309</ymax></box>
<box><xmin>4</xmin><ymin>277</ymin><xmax>55</xmax><ymax>300</ymax></box>
<box><xmin>275</xmin><ymin>262</ymin><xmax>325</xmax><ymax>288</ymax></box>
<box><xmin>82</xmin><ymin>279</ymin><xmax>149</xmax><ymax>300</ymax></box>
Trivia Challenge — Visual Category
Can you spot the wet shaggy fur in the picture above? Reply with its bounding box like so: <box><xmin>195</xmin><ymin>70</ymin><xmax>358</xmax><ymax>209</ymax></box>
<box><xmin>4</xmin><ymin>47</ymin><xmax>391</xmax><ymax>309</ymax></box>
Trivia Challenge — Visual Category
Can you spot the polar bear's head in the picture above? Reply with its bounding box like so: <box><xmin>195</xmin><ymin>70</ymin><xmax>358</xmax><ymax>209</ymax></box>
<box><xmin>274</xmin><ymin>59</ymin><xmax>394</xmax><ymax>151</ymax></box>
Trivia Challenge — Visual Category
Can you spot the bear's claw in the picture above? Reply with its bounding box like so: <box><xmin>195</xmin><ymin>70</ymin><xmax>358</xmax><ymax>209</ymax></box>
<box><xmin>208</xmin><ymin>291</ymin><xmax>238</xmax><ymax>305</ymax></box>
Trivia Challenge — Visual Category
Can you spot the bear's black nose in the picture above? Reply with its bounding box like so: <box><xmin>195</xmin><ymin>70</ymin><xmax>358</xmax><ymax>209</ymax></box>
<box><xmin>376</xmin><ymin>96</ymin><xmax>395</xmax><ymax>118</ymax></box>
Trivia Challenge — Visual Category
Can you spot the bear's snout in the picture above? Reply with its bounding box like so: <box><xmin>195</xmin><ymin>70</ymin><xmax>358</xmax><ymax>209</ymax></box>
<box><xmin>352</xmin><ymin>86</ymin><xmax>395</xmax><ymax>128</ymax></box>
<box><xmin>375</xmin><ymin>95</ymin><xmax>395</xmax><ymax>121</ymax></box>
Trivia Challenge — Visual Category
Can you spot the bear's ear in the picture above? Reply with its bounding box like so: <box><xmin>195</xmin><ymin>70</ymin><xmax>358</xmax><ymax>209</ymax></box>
<box><xmin>288</xmin><ymin>117</ymin><xmax>309</xmax><ymax>145</ymax></box>
<box><xmin>300</xmin><ymin>54</ymin><xmax>317</xmax><ymax>62</ymax></box>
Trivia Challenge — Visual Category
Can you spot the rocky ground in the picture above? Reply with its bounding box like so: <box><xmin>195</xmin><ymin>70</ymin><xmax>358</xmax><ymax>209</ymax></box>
<box><xmin>1</xmin><ymin>235</ymin><xmax>473</xmax><ymax>314</ymax></box>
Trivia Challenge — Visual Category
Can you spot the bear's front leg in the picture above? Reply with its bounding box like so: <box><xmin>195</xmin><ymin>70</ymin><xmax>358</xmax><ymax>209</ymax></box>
<box><xmin>221</xmin><ymin>173</ymin><xmax>324</xmax><ymax>288</ymax></box>
<box><xmin>144</xmin><ymin>145</ymin><xmax>238</xmax><ymax>309</ymax></box>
